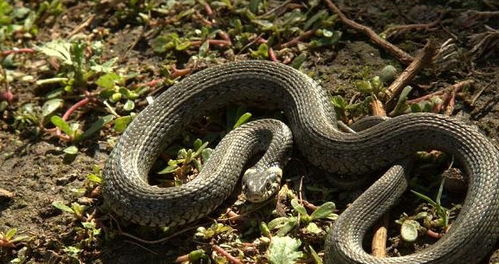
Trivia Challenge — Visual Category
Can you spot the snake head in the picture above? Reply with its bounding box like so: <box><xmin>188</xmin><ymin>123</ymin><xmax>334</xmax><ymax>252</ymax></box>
<box><xmin>242</xmin><ymin>166</ymin><xmax>283</xmax><ymax>203</ymax></box>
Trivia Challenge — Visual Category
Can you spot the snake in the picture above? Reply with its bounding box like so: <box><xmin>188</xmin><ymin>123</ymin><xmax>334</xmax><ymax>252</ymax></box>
<box><xmin>102</xmin><ymin>60</ymin><xmax>499</xmax><ymax>263</ymax></box>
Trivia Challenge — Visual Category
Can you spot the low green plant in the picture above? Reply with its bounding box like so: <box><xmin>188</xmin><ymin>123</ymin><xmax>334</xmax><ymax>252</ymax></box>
<box><xmin>397</xmin><ymin>177</ymin><xmax>450</xmax><ymax>242</ymax></box>
<box><xmin>0</xmin><ymin>228</ymin><xmax>30</xmax><ymax>248</ymax></box>
<box><xmin>52</xmin><ymin>201</ymin><xmax>87</xmax><ymax>220</ymax></box>
<box><xmin>157</xmin><ymin>138</ymin><xmax>213</xmax><ymax>182</ymax></box>
<box><xmin>263</xmin><ymin>199</ymin><xmax>337</xmax><ymax>237</ymax></box>
<box><xmin>195</xmin><ymin>222</ymin><xmax>234</xmax><ymax>240</ymax></box>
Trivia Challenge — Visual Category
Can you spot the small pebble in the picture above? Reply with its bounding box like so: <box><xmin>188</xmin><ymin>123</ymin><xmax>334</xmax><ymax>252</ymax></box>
<box><xmin>0</xmin><ymin>188</ymin><xmax>15</xmax><ymax>200</ymax></box>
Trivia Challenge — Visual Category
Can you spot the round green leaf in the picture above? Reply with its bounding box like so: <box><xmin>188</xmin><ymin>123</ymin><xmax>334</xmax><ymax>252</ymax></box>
<box><xmin>63</xmin><ymin>146</ymin><xmax>78</xmax><ymax>155</ymax></box>
<box><xmin>123</xmin><ymin>100</ymin><xmax>135</xmax><ymax>111</ymax></box>
<box><xmin>42</xmin><ymin>98</ymin><xmax>64</xmax><ymax>118</ymax></box>
<box><xmin>401</xmin><ymin>219</ymin><xmax>420</xmax><ymax>242</ymax></box>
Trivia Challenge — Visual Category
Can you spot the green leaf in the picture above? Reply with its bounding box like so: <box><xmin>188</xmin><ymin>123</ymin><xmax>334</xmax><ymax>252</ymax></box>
<box><xmin>119</xmin><ymin>88</ymin><xmax>138</xmax><ymax>99</ymax></box>
<box><xmin>188</xmin><ymin>249</ymin><xmax>206</xmax><ymax>261</ymax></box>
<box><xmin>249</xmin><ymin>0</ymin><xmax>260</xmax><ymax>14</ymax></box>
<box><xmin>123</xmin><ymin>100</ymin><xmax>135</xmax><ymax>111</ymax></box>
<box><xmin>41</xmin><ymin>98</ymin><xmax>64</xmax><ymax>118</ymax></box>
<box><xmin>371</xmin><ymin>76</ymin><xmax>382</xmax><ymax>91</ymax></box>
<box><xmin>355</xmin><ymin>80</ymin><xmax>373</xmax><ymax>94</ymax></box>
<box><xmin>50</xmin><ymin>116</ymin><xmax>73</xmax><ymax>136</ymax></box>
<box><xmin>193</xmin><ymin>138</ymin><xmax>203</xmax><ymax>150</ymax></box>
<box><xmin>70</xmin><ymin>202</ymin><xmax>86</xmax><ymax>217</ymax></box>
<box><xmin>193</xmin><ymin>141</ymin><xmax>209</xmax><ymax>157</ymax></box>
<box><xmin>81</xmin><ymin>115</ymin><xmax>114</xmax><ymax>139</ymax></box>
<box><xmin>410</xmin><ymin>190</ymin><xmax>438</xmax><ymax>208</ymax></box>
<box><xmin>310</xmin><ymin>202</ymin><xmax>336</xmax><ymax>220</ymax></box>
<box><xmin>113</xmin><ymin>115</ymin><xmax>133</xmax><ymax>133</ymax></box>
<box><xmin>410</xmin><ymin>103</ymin><xmax>422</xmax><ymax>113</ymax></box>
<box><xmin>309</xmin><ymin>30</ymin><xmax>342</xmax><ymax>48</ymax></box>
<box><xmin>276</xmin><ymin>217</ymin><xmax>298</xmax><ymax>236</ymax></box>
<box><xmin>10</xmin><ymin>235</ymin><xmax>29</xmax><ymax>243</ymax></box>
<box><xmin>36</xmin><ymin>40</ymin><xmax>72</xmax><ymax>65</ymax></box>
<box><xmin>331</xmin><ymin>96</ymin><xmax>347</xmax><ymax>109</ymax></box>
<box><xmin>392</xmin><ymin>86</ymin><xmax>413</xmax><ymax>115</ymax></box>
<box><xmin>201</xmin><ymin>148</ymin><xmax>213</xmax><ymax>162</ymax></box>
<box><xmin>268</xmin><ymin>217</ymin><xmax>291</xmax><ymax>230</ymax></box>
<box><xmin>267</xmin><ymin>236</ymin><xmax>304</xmax><ymax>264</ymax></box>
<box><xmin>157</xmin><ymin>165</ymin><xmax>178</xmax><ymax>174</ymax></box>
<box><xmin>304</xmin><ymin>10</ymin><xmax>328</xmax><ymax>30</ymax></box>
<box><xmin>250</xmin><ymin>43</ymin><xmax>269</xmax><ymax>59</ymax></box>
<box><xmin>290</xmin><ymin>53</ymin><xmax>307</xmax><ymax>69</ymax></box>
<box><xmin>308</xmin><ymin>245</ymin><xmax>323</xmax><ymax>264</ymax></box>
<box><xmin>252</xmin><ymin>19</ymin><xmax>273</xmax><ymax>30</ymax></box>
<box><xmin>401</xmin><ymin>219</ymin><xmax>420</xmax><ymax>242</ymax></box>
<box><xmin>291</xmin><ymin>199</ymin><xmax>308</xmax><ymax>216</ymax></box>
<box><xmin>305</xmin><ymin>222</ymin><xmax>322</xmax><ymax>234</ymax></box>
<box><xmin>63</xmin><ymin>146</ymin><xmax>78</xmax><ymax>155</ymax></box>
<box><xmin>86</xmin><ymin>173</ymin><xmax>102</xmax><ymax>184</ymax></box>
<box><xmin>260</xmin><ymin>221</ymin><xmax>271</xmax><ymax>237</ymax></box>
<box><xmin>96</xmin><ymin>72</ymin><xmax>121</xmax><ymax>89</ymax></box>
<box><xmin>90</xmin><ymin>57</ymin><xmax>118</xmax><ymax>73</ymax></box>
<box><xmin>379</xmin><ymin>65</ymin><xmax>397</xmax><ymax>83</ymax></box>
<box><xmin>5</xmin><ymin>228</ymin><xmax>17</xmax><ymax>240</ymax></box>
<box><xmin>52</xmin><ymin>201</ymin><xmax>75</xmax><ymax>214</ymax></box>
<box><xmin>233</xmin><ymin>112</ymin><xmax>252</xmax><ymax>129</ymax></box>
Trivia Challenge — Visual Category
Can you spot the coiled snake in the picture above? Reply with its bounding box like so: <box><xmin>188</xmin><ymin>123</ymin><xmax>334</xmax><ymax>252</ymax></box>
<box><xmin>103</xmin><ymin>60</ymin><xmax>499</xmax><ymax>263</ymax></box>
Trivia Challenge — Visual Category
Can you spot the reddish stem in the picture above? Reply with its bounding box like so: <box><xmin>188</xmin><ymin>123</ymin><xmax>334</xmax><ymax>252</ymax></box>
<box><xmin>218</xmin><ymin>31</ymin><xmax>232</xmax><ymax>45</ymax></box>
<box><xmin>268</xmin><ymin>47</ymin><xmax>278</xmax><ymax>62</ymax></box>
<box><xmin>195</xmin><ymin>11</ymin><xmax>213</xmax><ymax>26</ymax></box>
<box><xmin>54</xmin><ymin>97</ymin><xmax>91</xmax><ymax>140</ymax></box>
<box><xmin>282</xmin><ymin>57</ymin><xmax>292</xmax><ymax>64</ymax></box>
<box><xmin>280</xmin><ymin>30</ymin><xmax>316</xmax><ymax>48</ymax></box>
<box><xmin>212</xmin><ymin>245</ymin><xmax>243</xmax><ymax>264</ymax></box>
<box><xmin>256</xmin><ymin>37</ymin><xmax>268</xmax><ymax>44</ymax></box>
<box><xmin>191</xmin><ymin>39</ymin><xmax>232</xmax><ymax>47</ymax></box>
<box><xmin>203</xmin><ymin>2</ymin><xmax>214</xmax><ymax>16</ymax></box>
<box><xmin>170</xmin><ymin>65</ymin><xmax>192</xmax><ymax>78</ymax></box>
<box><xmin>426</xmin><ymin>229</ymin><xmax>443</xmax><ymax>239</ymax></box>
<box><xmin>1</xmin><ymin>48</ymin><xmax>35</xmax><ymax>56</ymax></box>
<box><xmin>135</xmin><ymin>78</ymin><xmax>163</xmax><ymax>88</ymax></box>
<box><xmin>175</xmin><ymin>254</ymin><xmax>189</xmax><ymax>263</ymax></box>
<box><xmin>62</xmin><ymin>97</ymin><xmax>90</xmax><ymax>120</ymax></box>
<box><xmin>0</xmin><ymin>90</ymin><xmax>14</xmax><ymax>102</ymax></box>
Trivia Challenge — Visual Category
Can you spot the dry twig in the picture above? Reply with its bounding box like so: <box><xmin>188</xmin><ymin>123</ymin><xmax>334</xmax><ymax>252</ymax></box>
<box><xmin>280</xmin><ymin>30</ymin><xmax>316</xmax><ymax>48</ymax></box>
<box><xmin>371</xmin><ymin>214</ymin><xmax>389</xmax><ymax>257</ymax></box>
<box><xmin>212</xmin><ymin>245</ymin><xmax>243</xmax><ymax>264</ymax></box>
<box><xmin>385</xmin><ymin>41</ymin><xmax>437</xmax><ymax>109</ymax></box>
<box><xmin>68</xmin><ymin>15</ymin><xmax>96</xmax><ymax>37</ymax></box>
<box><xmin>381</xmin><ymin>21</ymin><xmax>440</xmax><ymax>39</ymax></box>
<box><xmin>1</xmin><ymin>48</ymin><xmax>35</xmax><ymax>56</ymax></box>
<box><xmin>323</xmin><ymin>0</ymin><xmax>414</xmax><ymax>65</ymax></box>
<box><xmin>407</xmin><ymin>80</ymin><xmax>474</xmax><ymax>104</ymax></box>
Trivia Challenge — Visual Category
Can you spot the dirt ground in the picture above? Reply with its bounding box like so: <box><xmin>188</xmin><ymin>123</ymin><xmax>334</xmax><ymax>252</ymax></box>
<box><xmin>0</xmin><ymin>0</ymin><xmax>498</xmax><ymax>263</ymax></box>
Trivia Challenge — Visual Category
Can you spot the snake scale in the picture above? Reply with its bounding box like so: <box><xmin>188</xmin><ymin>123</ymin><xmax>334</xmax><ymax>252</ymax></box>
<box><xmin>103</xmin><ymin>60</ymin><xmax>499</xmax><ymax>263</ymax></box>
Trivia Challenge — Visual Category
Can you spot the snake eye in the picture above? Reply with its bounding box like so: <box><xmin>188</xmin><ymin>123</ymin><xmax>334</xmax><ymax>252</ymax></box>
<box><xmin>265</xmin><ymin>181</ymin><xmax>272</xmax><ymax>190</ymax></box>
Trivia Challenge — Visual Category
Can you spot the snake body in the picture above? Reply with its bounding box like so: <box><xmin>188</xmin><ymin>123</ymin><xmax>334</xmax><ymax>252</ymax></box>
<box><xmin>103</xmin><ymin>60</ymin><xmax>499</xmax><ymax>263</ymax></box>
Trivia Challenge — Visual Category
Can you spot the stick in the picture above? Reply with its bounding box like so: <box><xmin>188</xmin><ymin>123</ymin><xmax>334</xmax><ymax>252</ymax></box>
<box><xmin>212</xmin><ymin>245</ymin><xmax>243</xmax><ymax>264</ymax></box>
<box><xmin>323</xmin><ymin>0</ymin><xmax>414</xmax><ymax>65</ymax></box>
<box><xmin>68</xmin><ymin>15</ymin><xmax>95</xmax><ymax>37</ymax></box>
<box><xmin>407</xmin><ymin>80</ymin><xmax>473</xmax><ymax>104</ymax></box>
<box><xmin>371</xmin><ymin>214</ymin><xmax>389</xmax><ymax>257</ymax></box>
<box><xmin>1</xmin><ymin>48</ymin><xmax>35</xmax><ymax>56</ymax></box>
<box><xmin>280</xmin><ymin>30</ymin><xmax>316</xmax><ymax>48</ymax></box>
<box><xmin>385</xmin><ymin>41</ymin><xmax>437</xmax><ymax>109</ymax></box>
<box><xmin>381</xmin><ymin>21</ymin><xmax>440</xmax><ymax>39</ymax></box>
<box><xmin>371</xmin><ymin>96</ymin><xmax>387</xmax><ymax>117</ymax></box>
